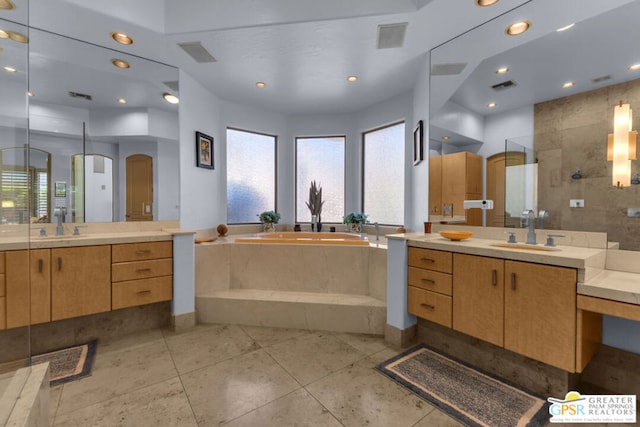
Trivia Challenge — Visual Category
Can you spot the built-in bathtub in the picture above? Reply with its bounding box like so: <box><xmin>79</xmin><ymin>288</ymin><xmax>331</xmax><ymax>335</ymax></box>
<box><xmin>234</xmin><ymin>231</ymin><xmax>370</xmax><ymax>246</ymax></box>
<box><xmin>195</xmin><ymin>233</ymin><xmax>387</xmax><ymax>334</ymax></box>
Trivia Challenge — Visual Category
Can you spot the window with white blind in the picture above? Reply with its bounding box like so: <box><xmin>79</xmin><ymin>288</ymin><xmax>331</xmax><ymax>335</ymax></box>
<box><xmin>362</xmin><ymin>121</ymin><xmax>405</xmax><ymax>225</ymax></box>
<box><xmin>226</xmin><ymin>128</ymin><xmax>277</xmax><ymax>223</ymax></box>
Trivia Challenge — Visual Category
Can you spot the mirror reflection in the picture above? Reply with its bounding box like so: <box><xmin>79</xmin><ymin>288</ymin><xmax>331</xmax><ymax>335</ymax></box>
<box><xmin>0</xmin><ymin>24</ymin><xmax>180</xmax><ymax>226</ymax></box>
<box><xmin>429</xmin><ymin>1</ymin><xmax>640</xmax><ymax>250</ymax></box>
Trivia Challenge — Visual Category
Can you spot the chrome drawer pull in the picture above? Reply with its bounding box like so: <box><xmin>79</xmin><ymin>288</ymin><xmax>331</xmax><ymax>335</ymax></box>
<box><xmin>420</xmin><ymin>258</ymin><xmax>435</xmax><ymax>263</ymax></box>
<box><xmin>136</xmin><ymin>290</ymin><xmax>152</xmax><ymax>295</ymax></box>
<box><xmin>420</xmin><ymin>303</ymin><xmax>435</xmax><ymax>310</ymax></box>
<box><xmin>420</xmin><ymin>278</ymin><xmax>435</xmax><ymax>284</ymax></box>
<box><xmin>135</xmin><ymin>249</ymin><xmax>152</xmax><ymax>255</ymax></box>
<box><xmin>511</xmin><ymin>272</ymin><xmax>516</xmax><ymax>290</ymax></box>
<box><xmin>491</xmin><ymin>269</ymin><xmax>497</xmax><ymax>286</ymax></box>
<box><xmin>136</xmin><ymin>268</ymin><xmax>152</xmax><ymax>273</ymax></box>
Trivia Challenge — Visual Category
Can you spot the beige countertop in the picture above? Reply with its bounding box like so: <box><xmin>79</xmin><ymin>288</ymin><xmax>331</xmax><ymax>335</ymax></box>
<box><xmin>0</xmin><ymin>230</ymin><xmax>175</xmax><ymax>250</ymax></box>
<box><xmin>579</xmin><ymin>270</ymin><xmax>640</xmax><ymax>305</ymax></box>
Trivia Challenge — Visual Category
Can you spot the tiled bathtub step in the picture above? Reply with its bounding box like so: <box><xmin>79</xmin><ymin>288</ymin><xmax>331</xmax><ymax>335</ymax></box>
<box><xmin>196</xmin><ymin>290</ymin><xmax>386</xmax><ymax>335</ymax></box>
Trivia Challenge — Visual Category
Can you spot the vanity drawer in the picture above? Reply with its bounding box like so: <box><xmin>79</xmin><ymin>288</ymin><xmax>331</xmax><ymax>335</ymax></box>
<box><xmin>112</xmin><ymin>259</ymin><xmax>173</xmax><ymax>283</ymax></box>
<box><xmin>408</xmin><ymin>247</ymin><xmax>452</xmax><ymax>273</ymax></box>
<box><xmin>112</xmin><ymin>241</ymin><xmax>172</xmax><ymax>263</ymax></box>
<box><xmin>112</xmin><ymin>276</ymin><xmax>172</xmax><ymax>310</ymax></box>
<box><xmin>408</xmin><ymin>267</ymin><xmax>452</xmax><ymax>295</ymax></box>
<box><xmin>408</xmin><ymin>286</ymin><xmax>452</xmax><ymax>328</ymax></box>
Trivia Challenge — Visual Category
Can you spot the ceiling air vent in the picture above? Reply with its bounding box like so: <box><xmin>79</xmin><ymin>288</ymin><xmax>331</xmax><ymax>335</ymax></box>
<box><xmin>178</xmin><ymin>41</ymin><xmax>217</xmax><ymax>63</ymax></box>
<box><xmin>377</xmin><ymin>23</ymin><xmax>408</xmax><ymax>49</ymax></box>
<box><xmin>491</xmin><ymin>80</ymin><xmax>517</xmax><ymax>91</ymax></box>
<box><xmin>592</xmin><ymin>75</ymin><xmax>611</xmax><ymax>84</ymax></box>
<box><xmin>431</xmin><ymin>63</ymin><xmax>467</xmax><ymax>76</ymax></box>
<box><xmin>68</xmin><ymin>91</ymin><xmax>92</xmax><ymax>100</ymax></box>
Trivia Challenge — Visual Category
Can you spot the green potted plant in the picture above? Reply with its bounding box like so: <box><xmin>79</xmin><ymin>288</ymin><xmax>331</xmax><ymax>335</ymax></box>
<box><xmin>343</xmin><ymin>212</ymin><xmax>368</xmax><ymax>233</ymax></box>
<box><xmin>258</xmin><ymin>210</ymin><xmax>281</xmax><ymax>232</ymax></box>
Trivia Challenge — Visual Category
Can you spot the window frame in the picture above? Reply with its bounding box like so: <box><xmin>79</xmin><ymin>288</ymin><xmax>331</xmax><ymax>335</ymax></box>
<box><xmin>294</xmin><ymin>134</ymin><xmax>346</xmax><ymax>224</ymax></box>
<box><xmin>226</xmin><ymin>126</ymin><xmax>278</xmax><ymax>224</ymax></box>
<box><xmin>361</xmin><ymin>120</ymin><xmax>406</xmax><ymax>226</ymax></box>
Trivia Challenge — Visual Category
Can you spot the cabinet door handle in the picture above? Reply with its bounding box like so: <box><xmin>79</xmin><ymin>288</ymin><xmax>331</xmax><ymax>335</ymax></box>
<box><xmin>420</xmin><ymin>303</ymin><xmax>435</xmax><ymax>310</ymax></box>
<box><xmin>38</xmin><ymin>259</ymin><xmax>43</xmax><ymax>273</ymax></box>
<box><xmin>510</xmin><ymin>272</ymin><xmax>516</xmax><ymax>290</ymax></box>
<box><xmin>420</xmin><ymin>278</ymin><xmax>435</xmax><ymax>284</ymax></box>
<box><xmin>420</xmin><ymin>258</ymin><xmax>435</xmax><ymax>263</ymax></box>
<box><xmin>57</xmin><ymin>257</ymin><xmax>62</xmax><ymax>271</ymax></box>
<box><xmin>136</xmin><ymin>268</ymin><xmax>152</xmax><ymax>273</ymax></box>
<box><xmin>136</xmin><ymin>290</ymin><xmax>151</xmax><ymax>295</ymax></box>
<box><xmin>491</xmin><ymin>269</ymin><xmax>497</xmax><ymax>286</ymax></box>
<box><xmin>135</xmin><ymin>249</ymin><xmax>151</xmax><ymax>255</ymax></box>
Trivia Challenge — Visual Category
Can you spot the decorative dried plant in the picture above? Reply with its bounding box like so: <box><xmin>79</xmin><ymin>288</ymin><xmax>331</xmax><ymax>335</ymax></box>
<box><xmin>305</xmin><ymin>180</ymin><xmax>324</xmax><ymax>222</ymax></box>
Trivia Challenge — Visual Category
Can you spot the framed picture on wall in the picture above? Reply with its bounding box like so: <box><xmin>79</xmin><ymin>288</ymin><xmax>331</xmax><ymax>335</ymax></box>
<box><xmin>196</xmin><ymin>131</ymin><xmax>214</xmax><ymax>169</ymax></box>
<box><xmin>413</xmin><ymin>120</ymin><xmax>424</xmax><ymax>166</ymax></box>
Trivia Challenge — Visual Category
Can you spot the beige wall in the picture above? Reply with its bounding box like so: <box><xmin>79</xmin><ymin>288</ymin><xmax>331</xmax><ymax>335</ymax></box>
<box><xmin>535</xmin><ymin>78</ymin><xmax>640</xmax><ymax>250</ymax></box>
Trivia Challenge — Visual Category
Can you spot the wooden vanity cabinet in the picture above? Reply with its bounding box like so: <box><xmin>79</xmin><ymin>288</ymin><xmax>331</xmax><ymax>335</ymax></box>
<box><xmin>413</xmin><ymin>248</ymin><xmax>580</xmax><ymax>372</ymax></box>
<box><xmin>452</xmin><ymin>253</ymin><xmax>504</xmax><ymax>347</ymax></box>
<box><xmin>3</xmin><ymin>250</ymin><xmax>51</xmax><ymax>329</ymax></box>
<box><xmin>504</xmin><ymin>260</ymin><xmax>577</xmax><ymax>372</ymax></box>
<box><xmin>111</xmin><ymin>241</ymin><xmax>173</xmax><ymax>310</ymax></box>
<box><xmin>0</xmin><ymin>253</ymin><xmax>5</xmax><ymax>329</ymax></box>
<box><xmin>429</xmin><ymin>152</ymin><xmax>482</xmax><ymax>225</ymax></box>
<box><xmin>51</xmin><ymin>245</ymin><xmax>111</xmax><ymax>321</ymax></box>
<box><xmin>407</xmin><ymin>248</ymin><xmax>453</xmax><ymax>327</ymax></box>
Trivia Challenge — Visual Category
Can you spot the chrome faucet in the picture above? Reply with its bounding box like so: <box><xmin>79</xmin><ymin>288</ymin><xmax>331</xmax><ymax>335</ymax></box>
<box><xmin>375</xmin><ymin>222</ymin><xmax>379</xmax><ymax>241</ymax></box>
<box><xmin>524</xmin><ymin>209</ymin><xmax>536</xmax><ymax>244</ymax></box>
<box><xmin>56</xmin><ymin>207</ymin><xmax>67</xmax><ymax>236</ymax></box>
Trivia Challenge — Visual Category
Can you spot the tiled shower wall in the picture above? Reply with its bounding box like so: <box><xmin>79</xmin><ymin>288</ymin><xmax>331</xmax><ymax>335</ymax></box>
<box><xmin>535</xmin><ymin>77</ymin><xmax>640</xmax><ymax>250</ymax></box>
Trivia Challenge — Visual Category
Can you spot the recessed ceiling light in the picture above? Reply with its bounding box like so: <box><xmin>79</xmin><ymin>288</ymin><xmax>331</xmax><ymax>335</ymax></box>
<box><xmin>505</xmin><ymin>20</ymin><xmax>531</xmax><ymax>36</ymax></box>
<box><xmin>117</xmin><ymin>98</ymin><xmax>127</xmax><ymax>104</ymax></box>
<box><xmin>487</xmin><ymin>102</ymin><xmax>497</xmax><ymax>108</ymax></box>
<box><xmin>111</xmin><ymin>32</ymin><xmax>134</xmax><ymax>45</ymax></box>
<box><xmin>27</xmin><ymin>92</ymin><xmax>33</xmax><ymax>97</ymax></box>
<box><xmin>562</xmin><ymin>81</ymin><xmax>575</xmax><ymax>89</ymax></box>
<box><xmin>3</xmin><ymin>66</ymin><xmax>17</xmax><ymax>73</ymax></box>
<box><xmin>347</xmin><ymin>75</ymin><xmax>358</xmax><ymax>82</ymax></box>
<box><xmin>556</xmin><ymin>23</ymin><xmax>575</xmax><ymax>32</ymax></box>
<box><xmin>442</xmin><ymin>136</ymin><xmax>450</xmax><ymax>140</ymax></box>
<box><xmin>0</xmin><ymin>0</ymin><xmax>16</xmax><ymax>10</ymax></box>
<box><xmin>7</xmin><ymin>31</ymin><xmax>28</xmax><ymax>43</ymax></box>
<box><xmin>255</xmin><ymin>82</ymin><xmax>266</xmax><ymax>88</ymax></box>
<box><xmin>476</xmin><ymin>0</ymin><xmax>499</xmax><ymax>6</ymax></box>
<box><xmin>629</xmin><ymin>63</ymin><xmax>640</xmax><ymax>71</ymax></box>
<box><xmin>111</xmin><ymin>59</ymin><xmax>130</xmax><ymax>69</ymax></box>
<box><xmin>496</xmin><ymin>67</ymin><xmax>509</xmax><ymax>74</ymax></box>
<box><xmin>163</xmin><ymin>93</ymin><xmax>179</xmax><ymax>104</ymax></box>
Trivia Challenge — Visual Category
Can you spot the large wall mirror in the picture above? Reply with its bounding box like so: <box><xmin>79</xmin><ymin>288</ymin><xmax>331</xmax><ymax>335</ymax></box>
<box><xmin>429</xmin><ymin>0</ymin><xmax>640</xmax><ymax>250</ymax></box>
<box><xmin>0</xmin><ymin>23</ymin><xmax>179</xmax><ymax>227</ymax></box>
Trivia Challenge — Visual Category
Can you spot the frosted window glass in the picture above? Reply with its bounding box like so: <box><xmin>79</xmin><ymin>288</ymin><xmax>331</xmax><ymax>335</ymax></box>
<box><xmin>296</xmin><ymin>137</ymin><xmax>345</xmax><ymax>223</ymax></box>
<box><xmin>363</xmin><ymin>122</ymin><xmax>405</xmax><ymax>225</ymax></box>
<box><xmin>227</xmin><ymin>128</ymin><xmax>276</xmax><ymax>223</ymax></box>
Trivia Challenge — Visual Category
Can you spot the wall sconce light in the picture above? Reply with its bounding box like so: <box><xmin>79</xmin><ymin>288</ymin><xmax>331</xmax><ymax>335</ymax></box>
<box><xmin>608</xmin><ymin>101</ymin><xmax>638</xmax><ymax>188</ymax></box>
<box><xmin>1</xmin><ymin>200</ymin><xmax>14</xmax><ymax>208</ymax></box>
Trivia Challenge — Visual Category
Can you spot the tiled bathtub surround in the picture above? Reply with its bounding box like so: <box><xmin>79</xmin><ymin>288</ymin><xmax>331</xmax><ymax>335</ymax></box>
<box><xmin>195</xmin><ymin>238</ymin><xmax>387</xmax><ymax>333</ymax></box>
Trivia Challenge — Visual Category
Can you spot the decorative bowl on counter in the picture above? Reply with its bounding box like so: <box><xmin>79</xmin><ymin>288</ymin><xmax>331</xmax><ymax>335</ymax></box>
<box><xmin>439</xmin><ymin>230</ymin><xmax>473</xmax><ymax>241</ymax></box>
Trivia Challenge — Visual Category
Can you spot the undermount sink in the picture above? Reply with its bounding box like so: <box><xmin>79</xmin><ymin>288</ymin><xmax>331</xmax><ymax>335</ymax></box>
<box><xmin>31</xmin><ymin>234</ymin><xmax>88</xmax><ymax>240</ymax></box>
<box><xmin>489</xmin><ymin>243</ymin><xmax>561</xmax><ymax>252</ymax></box>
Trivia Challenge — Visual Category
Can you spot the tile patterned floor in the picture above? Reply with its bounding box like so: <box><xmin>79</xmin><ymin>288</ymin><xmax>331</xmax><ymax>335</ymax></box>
<box><xmin>48</xmin><ymin>324</ymin><xmax>467</xmax><ymax>426</ymax></box>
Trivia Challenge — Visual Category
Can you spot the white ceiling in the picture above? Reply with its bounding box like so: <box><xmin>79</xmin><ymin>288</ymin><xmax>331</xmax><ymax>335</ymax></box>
<box><xmin>1</xmin><ymin>0</ymin><xmax>637</xmax><ymax>116</ymax></box>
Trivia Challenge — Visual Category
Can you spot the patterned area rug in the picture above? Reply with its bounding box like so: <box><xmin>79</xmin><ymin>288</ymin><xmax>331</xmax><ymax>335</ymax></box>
<box><xmin>376</xmin><ymin>344</ymin><xmax>549</xmax><ymax>427</ymax></box>
<box><xmin>31</xmin><ymin>340</ymin><xmax>97</xmax><ymax>387</ymax></box>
